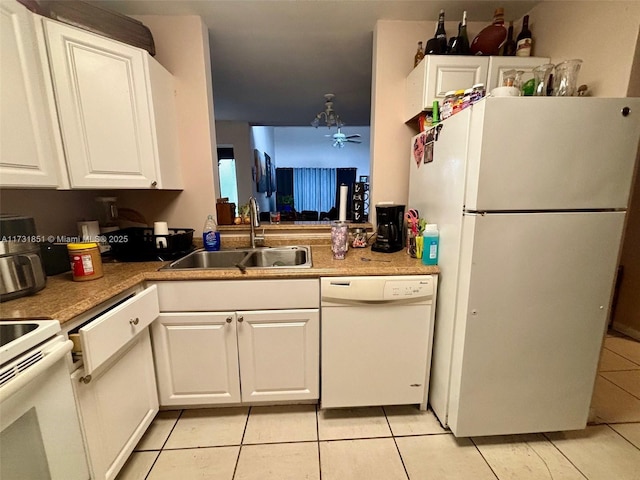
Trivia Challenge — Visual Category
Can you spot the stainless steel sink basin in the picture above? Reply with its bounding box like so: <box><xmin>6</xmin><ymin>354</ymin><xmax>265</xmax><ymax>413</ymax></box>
<box><xmin>161</xmin><ymin>246</ymin><xmax>312</xmax><ymax>270</ymax></box>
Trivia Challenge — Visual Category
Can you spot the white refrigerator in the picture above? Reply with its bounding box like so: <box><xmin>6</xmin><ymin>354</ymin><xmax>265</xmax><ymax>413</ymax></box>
<box><xmin>409</xmin><ymin>97</ymin><xmax>640</xmax><ymax>437</ymax></box>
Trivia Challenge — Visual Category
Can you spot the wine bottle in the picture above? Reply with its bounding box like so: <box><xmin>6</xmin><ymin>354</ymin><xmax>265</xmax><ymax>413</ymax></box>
<box><xmin>414</xmin><ymin>41</ymin><xmax>425</xmax><ymax>67</ymax></box>
<box><xmin>452</xmin><ymin>11</ymin><xmax>470</xmax><ymax>54</ymax></box>
<box><xmin>425</xmin><ymin>21</ymin><xmax>441</xmax><ymax>54</ymax></box>
<box><xmin>435</xmin><ymin>9</ymin><xmax>447</xmax><ymax>54</ymax></box>
<box><xmin>516</xmin><ymin>15</ymin><xmax>532</xmax><ymax>57</ymax></box>
<box><xmin>502</xmin><ymin>22</ymin><xmax>516</xmax><ymax>56</ymax></box>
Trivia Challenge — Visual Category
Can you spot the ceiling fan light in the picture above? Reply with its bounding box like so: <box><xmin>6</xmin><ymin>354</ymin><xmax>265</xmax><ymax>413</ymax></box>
<box><xmin>311</xmin><ymin>116</ymin><xmax>321</xmax><ymax>128</ymax></box>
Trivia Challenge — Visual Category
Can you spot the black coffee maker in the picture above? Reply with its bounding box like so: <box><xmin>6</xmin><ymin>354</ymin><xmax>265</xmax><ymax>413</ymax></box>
<box><xmin>371</xmin><ymin>204</ymin><xmax>405</xmax><ymax>253</ymax></box>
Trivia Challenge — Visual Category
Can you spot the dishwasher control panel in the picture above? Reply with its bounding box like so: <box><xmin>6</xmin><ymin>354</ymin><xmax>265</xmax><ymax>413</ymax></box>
<box><xmin>321</xmin><ymin>275</ymin><xmax>434</xmax><ymax>304</ymax></box>
<box><xmin>383</xmin><ymin>279</ymin><xmax>432</xmax><ymax>300</ymax></box>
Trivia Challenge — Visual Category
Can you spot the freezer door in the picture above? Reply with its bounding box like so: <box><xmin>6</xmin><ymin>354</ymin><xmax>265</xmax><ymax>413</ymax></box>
<box><xmin>447</xmin><ymin>211</ymin><xmax>625</xmax><ymax>437</ymax></box>
<box><xmin>465</xmin><ymin>97</ymin><xmax>640</xmax><ymax>211</ymax></box>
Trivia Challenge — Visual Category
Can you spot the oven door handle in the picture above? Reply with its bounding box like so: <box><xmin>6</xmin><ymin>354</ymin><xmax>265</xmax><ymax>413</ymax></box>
<box><xmin>0</xmin><ymin>339</ymin><xmax>73</xmax><ymax>402</ymax></box>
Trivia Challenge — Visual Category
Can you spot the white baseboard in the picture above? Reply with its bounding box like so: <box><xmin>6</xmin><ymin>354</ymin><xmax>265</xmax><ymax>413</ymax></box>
<box><xmin>611</xmin><ymin>322</ymin><xmax>640</xmax><ymax>341</ymax></box>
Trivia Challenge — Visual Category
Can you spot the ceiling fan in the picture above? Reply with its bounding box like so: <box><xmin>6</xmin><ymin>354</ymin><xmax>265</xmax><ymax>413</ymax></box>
<box><xmin>326</xmin><ymin>127</ymin><xmax>362</xmax><ymax>148</ymax></box>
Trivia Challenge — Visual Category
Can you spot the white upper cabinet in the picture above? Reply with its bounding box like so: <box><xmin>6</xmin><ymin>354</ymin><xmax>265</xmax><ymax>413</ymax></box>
<box><xmin>486</xmin><ymin>56</ymin><xmax>551</xmax><ymax>92</ymax></box>
<box><xmin>405</xmin><ymin>55</ymin><xmax>551</xmax><ymax>122</ymax></box>
<box><xmin>0</xmin><ymin>1</ymin><xmax>63</xmax><ymax>187</ymax></box>
<box><xmin>43</xmin><ymin>18</ymin><xmax>182</xmax><ymax>189</ymax></box>
<box><xmin>406</xmin><ymin>56</ymin><xmax>489</xmax><ymax>122</ymax></box>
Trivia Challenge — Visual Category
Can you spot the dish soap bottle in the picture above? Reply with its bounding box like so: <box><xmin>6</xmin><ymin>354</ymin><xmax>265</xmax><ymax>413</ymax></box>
<box><xmin>422</xmin><ymin>224</ymin><xmax>439</xmax><ymax>266</ymax></box>
<box><xmin>203</xmin><ymin>214</ymin><xmax>220</xmax><ymax>251</ymax></box>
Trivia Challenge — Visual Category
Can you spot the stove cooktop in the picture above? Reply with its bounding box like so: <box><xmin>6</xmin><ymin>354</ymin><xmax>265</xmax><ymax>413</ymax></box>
<box><xmin>0</xmin><ymin>320</ymin><xmax>60</xmax><ymax>366</ymax></box>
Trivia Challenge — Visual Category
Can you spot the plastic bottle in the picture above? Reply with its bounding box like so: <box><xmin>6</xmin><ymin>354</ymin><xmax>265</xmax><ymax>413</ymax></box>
<box><xmin>422</xmin><ymin>224</ymin><xmax>439</xmax><ymax>265</ymax></box>
<box><xmin>203</xmin><ymin>214</ymin><xmax>220</xmax><ymax>251</ymax></box>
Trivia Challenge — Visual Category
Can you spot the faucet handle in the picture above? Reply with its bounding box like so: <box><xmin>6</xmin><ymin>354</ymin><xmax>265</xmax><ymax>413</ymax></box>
<box><xmin>255</xmin><ymin>228</ymin><xmax>266</xmax><ymax>247</ymax></box>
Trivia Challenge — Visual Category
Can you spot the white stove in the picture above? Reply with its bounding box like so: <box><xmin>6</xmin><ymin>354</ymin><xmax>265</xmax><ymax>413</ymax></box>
<box><xmin>0</xmin><ymin>320</ymin><xmax>89</xmax><ymax>480</ymax></box>
<box><xmin>0</xmin><ymin>320</ymin><xmax>61</xmax><ymax>367</ymax></box>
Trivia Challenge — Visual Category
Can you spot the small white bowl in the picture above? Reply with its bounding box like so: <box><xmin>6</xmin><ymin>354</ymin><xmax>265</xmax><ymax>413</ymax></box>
<box><xmin>491</xmin><ymin>86</ymin><xmax>521</xmax><ymax>97</ymax></box>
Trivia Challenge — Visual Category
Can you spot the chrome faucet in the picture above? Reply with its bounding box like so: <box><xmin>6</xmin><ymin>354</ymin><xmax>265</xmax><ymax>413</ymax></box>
<box><xmin>249</xmin><ymin>197</ymin><xmax>265</xmax><ymax>248</ymax></box>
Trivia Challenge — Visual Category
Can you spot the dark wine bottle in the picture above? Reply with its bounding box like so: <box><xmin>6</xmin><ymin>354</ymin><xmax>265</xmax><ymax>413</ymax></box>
<box><xmin>453</xmin><ymin>11</ymin><xmax>470</xmax><ymax>54</ymax></box>
<box><xmin>447</xmin><ymin>28</ymin><xmax>458</xmax><ymax>55</ymax></box>
<box><xmin>435</xmin><ymin>9</ymin><xmax>447</xmax><ymax>54</ymax></box>
<box><xmin>502</xmin><ymin>22</ymin><xmax>516</xmax><ymax>56</ymax></box>
<box><xmin>425</xmin><ymin>20</ymin><xmax>441</xmax><ymax>54</ymax></box>
<box><xmin>516</xmin><ymin>15</ymin><xmax>532</xmax><ymax>56</ymax></box>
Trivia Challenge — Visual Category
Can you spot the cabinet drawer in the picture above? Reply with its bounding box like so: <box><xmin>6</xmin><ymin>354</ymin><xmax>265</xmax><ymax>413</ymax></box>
<box><xmin>79</xmin><ymin>285</ymin><xmax>159</xmax><ymax>374</ymax></box>
<box><xmin>154</xmin><ymin>279</ymin><xmax>320</xmax><ymax>311</ymax></box>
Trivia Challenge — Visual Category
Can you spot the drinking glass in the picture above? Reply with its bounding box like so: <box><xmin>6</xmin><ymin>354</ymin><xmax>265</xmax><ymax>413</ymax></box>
<box><xmin>532</xmin><ymin>63</ymin><xmax>555</xmax><ymax>96</ymax></box>
<box><xmin>553</xmin><ymin>59</ymin><xmax>583</xmax><ymax>96</ymax></box>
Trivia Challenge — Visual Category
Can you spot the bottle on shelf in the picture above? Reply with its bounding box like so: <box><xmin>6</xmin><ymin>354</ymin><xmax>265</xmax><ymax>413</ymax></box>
<box><xmin>203</xmin><ymin>214</ymin><xmax>220</xmax><ymax>251</ymax></box>
<box><xmin>435</xmin><ymin>9</ymin><xmax>447</xmax><ymax>54</ymax></box>
<box><xmin>502</xmin><ymin>22</ymin><xmax>517</xmax><ymax>56</ymax></box>
<box><xmin>450</xmin><ymin>11</ymin><xmax>470</xmax><ymax>54</ymax></box>
<box><xmin>516</xmin><ymin>15</ymin><xmax>532</xmax><ymax>56</ymax></box>
<box><xmin>425</xmin><ymin>22</ymin><xmax>441</xmax><ymax>55</ymax></box>
<box><xmin>470</xmin><ymin>7</ymin><xmax>507</xmax><ymax>56</ymax></box>
<box><xmin>414</xmin><ymin>41</ymin><xmax>425</xmax><ymax>67</ymax></box>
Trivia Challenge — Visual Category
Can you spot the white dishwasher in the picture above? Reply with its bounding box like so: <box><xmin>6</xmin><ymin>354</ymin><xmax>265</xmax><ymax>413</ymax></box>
<box><xmin>320</xmin><ymin>275</ymin><xmax>437</xmax><ymax>410</ymax></box>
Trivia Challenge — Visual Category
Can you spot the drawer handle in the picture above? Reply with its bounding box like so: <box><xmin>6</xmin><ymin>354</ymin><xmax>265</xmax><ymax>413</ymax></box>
<box><xmin>79</xmin><ymin>375</ymin><xmax>92</xmax><ymax>384</ymax></box>
<box><xmin>130</xmin><ymin>317</ymin><xmax>140</xmax><ymax>326</ymax></box>
<box><xmin>226</xmin><ymin>316</ymin><xmax>232</xmax><ymax>324</ymax></box>
<box><xmin>237</xmin><ymin>315</ymin><xmax>244</xmax><ymax>323</ymax></box>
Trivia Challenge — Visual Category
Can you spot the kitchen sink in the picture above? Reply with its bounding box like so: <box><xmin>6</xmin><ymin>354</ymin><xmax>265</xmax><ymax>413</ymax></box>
<box><xmin>161</xmin><ymin>246</ymin><xmax>312</xmax><ymax>270</ymax></box>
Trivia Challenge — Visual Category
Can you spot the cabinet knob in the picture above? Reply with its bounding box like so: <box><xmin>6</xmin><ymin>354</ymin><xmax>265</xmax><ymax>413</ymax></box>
<box><xmin>226</xmin><ymin>316</ymin><xmax>233</xmax><ymax>323</ymax></box>
<box><xmin>151</xmin><ymin>181</ymin><xmax>158</xmax><ymax>188</ymax></box>
<box><xmin>79</xmin><ymin>375</ymin><xmax>92</xmax><ymax>384</ymax></box>
<box><xmin>130</xmin><ymin>317</ymin><xmax>140</xmax><ymax>326</ymax></box>
<box><xmin>237</xmin><ymin>315</ymin><xmax>244</xmax><ymax>322</ymax></box>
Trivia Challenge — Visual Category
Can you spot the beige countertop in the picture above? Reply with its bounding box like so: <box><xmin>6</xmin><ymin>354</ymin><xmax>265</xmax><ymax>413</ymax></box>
<box><xmin>0</xmin><ymin>245</ymin><xmax>438</xmax><ymax>324</ymax></box>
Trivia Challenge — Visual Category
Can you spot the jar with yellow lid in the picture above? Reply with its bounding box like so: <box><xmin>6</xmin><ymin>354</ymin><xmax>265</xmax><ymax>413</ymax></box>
<box><xmin>68</xmin><ymin>243</ymin><xmax>103</xmax><ymax>281</ymax></box>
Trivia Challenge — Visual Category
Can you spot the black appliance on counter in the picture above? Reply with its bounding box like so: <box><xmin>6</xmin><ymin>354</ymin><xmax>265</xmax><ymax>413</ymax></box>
<box><xmin>371</xmin><ymin>204</ymin><xmax>405</xmax><ymax>253</ymax></box>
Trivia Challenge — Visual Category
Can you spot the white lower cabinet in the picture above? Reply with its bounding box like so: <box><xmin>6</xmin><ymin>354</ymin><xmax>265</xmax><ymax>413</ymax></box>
<box><xmin>152</xmin><ymin>309</ymin><xmax>319</xmax><ymax>406</ymax></box>
<box><xmin>71</xmin><ymin>332</ymin><xmax>158</xmax><ymax>480</ymax></box>
<box><xmin>151</xmin><ymin>279</ymin><xmax>320</xmax><ymax>407</ymax></box>
<box><xmin>67</xmin><ymin>286</ymin><xmax>160</xmax><ymax>480</ymax></box>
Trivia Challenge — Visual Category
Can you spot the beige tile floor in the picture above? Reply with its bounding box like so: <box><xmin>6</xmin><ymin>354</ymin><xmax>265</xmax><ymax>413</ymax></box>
<box><xmin>117</xmin><ymin>332</ymin><xmax>640</xmax><ymax>480</ymax></box>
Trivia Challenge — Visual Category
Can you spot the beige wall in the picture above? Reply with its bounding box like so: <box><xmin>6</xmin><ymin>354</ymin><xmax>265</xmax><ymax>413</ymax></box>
<box><xmin>117</xmin><ymin>15</ymin><xmax>218</xmax><ymax>235</ymax></box>
<box><xmin>369</xmin><ymin>20</ymin><xmax>485</xmax><ymax>220</ymax></box>
<box><xmin>529</xmin><ymin>1</ymin><xmax>640</xmax><ymax>96</ymax></box>
<box><xmin>215</xmin><ymin>121</ymin><xmax>253</xmax><ymax>205</ymax></box>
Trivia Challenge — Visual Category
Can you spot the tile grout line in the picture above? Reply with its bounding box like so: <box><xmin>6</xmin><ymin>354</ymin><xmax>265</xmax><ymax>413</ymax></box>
<box><xmin>382</xmin><ymin>406</ymin><xmax>411</xmax><ymax>480</ymax></box>
<box><xmin>601</xmin><ymin>346</ymin><xmax>640</xmax><ymax>368</ymax></box>
<box><xmin>598</xmin><ymin>373</ymin><xmax>640</xmax><ymax>401</ymax></box>
<box><xmin>316</xmin><ymin>404</ymin><xmax>322</xmax><ymax>480</ymax></box>
<box><xmin>231</xmin><ymin>406</ymin><xmax>252</xmax><ymax>480</ymax></box>
<box><xmin>541</xmin><ymin>431</ymin><xmax>590</xmax><ymax>479</ymax></box>
<box><xmin>143</xmin><ymin>409</ymin><xmax>185</xmax><ymax>480</ymax></box>
<box><xmin>468</xmin><ymin>437</ymin><xmax>500</xmax><ymax>480</ymax></box>
<box><xmin>606</xmin><ymin>423</ymin><xmax>640</xmax><ymax>453</ymax></box>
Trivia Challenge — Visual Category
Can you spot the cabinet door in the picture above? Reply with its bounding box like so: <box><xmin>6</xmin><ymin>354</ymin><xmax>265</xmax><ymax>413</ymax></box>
<box><xmin>487</xmin><ymin>56</ymin><xmax>551</xmax><ymax>92</ymax></box>
<box><xmin>0</xmin><ymin>1</ymin><xmax>62</xmax><ymax>187</ymax></box>
<box><xmin>405</xmin><ymin>56</ymin><xmax>489</xmax><ymax>121</ymax></box>
<box><xmin>72</xmin><ymin>330</ymin><xmax>158</xmax><ymax>480</ymax></box>
<box><xmin>152</xmin><ymin>312</ymin><xmax>241</xmax><ymax>406</ymax></box>
<box><xmin>237</xmin><ymin>309</ymin><xmax>319</xmax><ymax>403</ymax></box>
<box><xmin>43</xmin><ymin>19</ymin><xmax>159</xmax><ymax>189</ymax></box>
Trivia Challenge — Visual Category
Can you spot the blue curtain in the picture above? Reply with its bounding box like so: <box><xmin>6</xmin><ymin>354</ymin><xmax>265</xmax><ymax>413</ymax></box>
<box><xmin>293</xmin><ymin>168</ymin><xmax>337</xmax><ymax>212</ymax></box>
